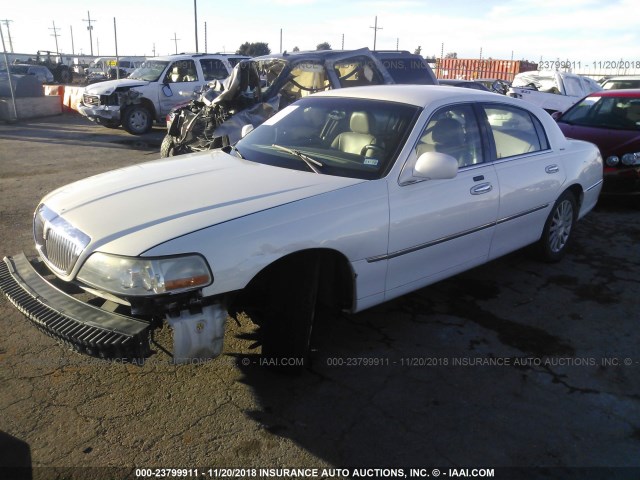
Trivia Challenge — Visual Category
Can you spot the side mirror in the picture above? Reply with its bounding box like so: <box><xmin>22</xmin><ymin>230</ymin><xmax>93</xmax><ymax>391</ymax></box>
<box><xmin>162</xmin><ymin>84</ymin><xmax>173</xmax><ymax>97</ymax></box>
<box><xmin>551</xmin><ymin>111</ymin><xmax>562</xmax><ymax>120</ymax></box>
<box><xmin>414</xmin><ymin>152</ymin><xmax>458</xmax><ymax>180</ymax></box>
<box><xmin>241</xmin><ymin>124</ymin><xmax>254</xmax><ymax>138</ymax></box>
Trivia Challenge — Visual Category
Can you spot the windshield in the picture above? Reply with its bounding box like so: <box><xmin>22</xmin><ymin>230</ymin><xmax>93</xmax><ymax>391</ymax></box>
<box><xmin>602</xmin><ymin>79</ymin><xmax>640</xmax><ymax>90</ymax></box>
<box><xmin>128</xmin><ymin>60</ymin><xmax>169</xmax><ymax>81</ymax></box>
<box><xmin>234</xmin><ymin>97</ymin><xmax>421</xmax><ymax>180</ymax></box>
<box><xmin>10</xmin><ymin>65</ymin><xmax>29</xmax><ymax>74</ymax></box>
<box><xmin>560</xmin><ymin>95</ymin><xmax>640</xmax><ymax>130</ymax></box>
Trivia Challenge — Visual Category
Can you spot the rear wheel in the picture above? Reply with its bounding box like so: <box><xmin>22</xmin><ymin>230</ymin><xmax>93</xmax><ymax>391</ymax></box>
<box><xmin>122</xmin><ymin>105</ymin><xmax>153</xmax><ymax>135</ymax></box>
<box><xmin>537</xmin><ymin>191</ymin><xmax>577</xmax><ymax>262</ymax></box>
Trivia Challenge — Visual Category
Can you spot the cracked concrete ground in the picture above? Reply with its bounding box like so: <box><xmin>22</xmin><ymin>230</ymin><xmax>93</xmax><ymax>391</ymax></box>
<box><xmin>0</xmin><ymin>113</ymin><xmax>639</xmax><ymax>479</ymax></box>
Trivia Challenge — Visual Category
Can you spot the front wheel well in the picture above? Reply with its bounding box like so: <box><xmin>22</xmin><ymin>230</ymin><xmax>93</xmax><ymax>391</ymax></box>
<box><xmin>229</xmin><ymin>249</ymin><xmax>355</xmax><ymax>319</ymax></box>
<box><xmin>136</xmin><ymin>98</ymin><xmax>157</xmax><ymax>121</ymax></box>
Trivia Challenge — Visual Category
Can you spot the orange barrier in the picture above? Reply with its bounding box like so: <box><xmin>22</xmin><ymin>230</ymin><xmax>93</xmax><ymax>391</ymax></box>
<box><xmin>63</xmin><ymin>86</ymin><xmax>84</xmax><ymax>112</ymax></box>
<box><xmin>43</xmin><ymin>84</ymin><xmax>84</xmax><ymax>113</ymax></box>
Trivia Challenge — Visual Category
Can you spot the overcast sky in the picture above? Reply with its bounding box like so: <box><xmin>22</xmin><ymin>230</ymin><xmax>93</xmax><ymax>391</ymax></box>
<box><xmin>1</xmin><ymin>0</ymin><xmax>637</xmax><ymax>66</ymax></box>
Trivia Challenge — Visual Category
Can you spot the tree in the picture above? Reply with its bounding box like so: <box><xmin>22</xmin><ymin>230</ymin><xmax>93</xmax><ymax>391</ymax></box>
<box><xmin>236</xmin><ymin>42</ymin><xmax>271</xmax><ymax>57</ymax></box>
<box><xmin>292</xmin><ymin>46</ymin><xmax>300</xmax><ymax>52</ymax></box>
<box><xmin>316</xmin><ymin>42</ymin><xmax>331</xmax><ymax>51</ymax></box>
<box><xmin>445</xmin><ymin>52</ymin><xmax>458</xmax><ymax>59</ymax></box>
<box><xmin>414</xmin><ymin>46</ymin><xmax>422</xmax><ymax>55</ymax></box>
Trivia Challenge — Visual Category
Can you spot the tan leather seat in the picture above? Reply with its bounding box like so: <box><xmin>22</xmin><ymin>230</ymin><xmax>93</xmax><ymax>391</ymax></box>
<box><xmin>331</xmin><ymin>112</ymin><xmax>376</xmax><ymax>155</ymax></box>
<box><xmin>430</xmin><ymin>118</ymin><xmax>471</xmax><ymax>165</ymax></box>
<box><xmin>170</xmin><ymin>66</ymin><xmax>182</xmax><ymax>83</ymax></box>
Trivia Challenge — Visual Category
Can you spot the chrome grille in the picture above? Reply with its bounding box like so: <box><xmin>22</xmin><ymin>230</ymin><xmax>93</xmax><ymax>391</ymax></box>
<box><xmin>83</xmin><ymin>93</ymin><xmax>100</xmax><ymax>106</ymax></box>
<box><xmin>34</xmin><ymin>204</ymin><xmax>91</xmax><ymax>275</ymax></box>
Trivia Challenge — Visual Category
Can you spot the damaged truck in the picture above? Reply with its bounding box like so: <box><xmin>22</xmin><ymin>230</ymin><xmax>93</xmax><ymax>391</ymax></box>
<box><xmin>507</xmin><ymin>70</ymin><xmax>602</xmax><ymax>114</ymax></box>
<box><xmin>161</xmin><ymin>48</ymin><xmax>438</xmax><ymax>157</ymax></box>
<box><xmin>77</xmin><ymin>53</ymin><xmax>249</xmax><ymax>134</ymax></box>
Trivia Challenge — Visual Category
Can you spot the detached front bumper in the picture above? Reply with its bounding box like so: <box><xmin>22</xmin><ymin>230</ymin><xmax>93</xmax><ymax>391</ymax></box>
<box><xmin>76</xmin><ymin>103</ymin><xmax>121</xmax><ymax>122</ymax></box>
<box><xmin>0</xmin><ymin>253</ymin><xmax>151</xmax><ymax>359</ymax></box>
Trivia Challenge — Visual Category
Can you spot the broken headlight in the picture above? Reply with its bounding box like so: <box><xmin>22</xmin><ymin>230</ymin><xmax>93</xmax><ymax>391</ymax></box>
<box><xmin>77</xmin><ymin>252</ymin><xmax>212</xmax><ymax>296</ymax></box>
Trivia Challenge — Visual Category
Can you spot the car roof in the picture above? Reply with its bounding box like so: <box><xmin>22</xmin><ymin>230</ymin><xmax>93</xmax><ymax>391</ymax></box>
<box><xmin>312</xmin><ymin>84</ymin><xmax>503</xmax><ymax>107</ymax></box>
<box><xmin>254</xmin><ymin>48</ymin><xmax>374</xmax><ymax>62</ymax></box>
<box><xmin>603</xmin><ymin>76</ymin><xmax>640</xmax><ymax>81</ymax></box>
<box><xmin>586</xmin><ymin>88</ymin><xmax>640</xmax><ymax>98</ymax></box>
<box><xmin>372</xmin><ymin>50</ymin><xmax>424</xmax><ymax>58</ymax></box>
<box><xmin>151</xmin><ymin>53</ymin><xmax>250</xmax><ymax>61</ymax></box>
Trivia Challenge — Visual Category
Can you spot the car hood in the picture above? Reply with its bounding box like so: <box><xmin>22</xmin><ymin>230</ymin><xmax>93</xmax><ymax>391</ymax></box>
<box><xmin>558</xmin><ymin>123</ymin><xmax>640</xmax><ymax>159</ymax></box>
<box><xmin>83</xmin><ymin>78</ymin><xmax>148</xmax><ymax>95</ymax></box>
<box><xmin>42</xmin><ymin>150</ymin><xmax>365</xmax><ymax>258</ymax></box>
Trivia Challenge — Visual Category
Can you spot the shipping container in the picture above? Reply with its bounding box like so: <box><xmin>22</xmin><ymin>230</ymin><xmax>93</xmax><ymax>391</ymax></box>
<box><xmin>435</xmin><ymin>58</ymin><xmax>538</xmax><ymax>82</ymax></box>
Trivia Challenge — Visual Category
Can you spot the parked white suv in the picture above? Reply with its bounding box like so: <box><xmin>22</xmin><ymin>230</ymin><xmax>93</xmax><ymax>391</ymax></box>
<box><xmin>78</xmin><ymin>53</ymin><xmax>249</xmax><ymax>134</ymax></box>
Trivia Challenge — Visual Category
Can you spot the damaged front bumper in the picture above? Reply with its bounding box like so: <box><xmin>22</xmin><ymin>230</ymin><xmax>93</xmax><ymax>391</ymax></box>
<box><xmin>0</xmin><ymin>253</ymin><xmax>151</xmax><ymax>359</ymax></box>
<box><xmin>0</xmin><ymin>254</ymin><xmax>228</xmax><ymax>362</ymax></box>
<box><xmin>77</xmin><ymin>103</ymin><xmax>121</xmax><ymax>122</ymax></box>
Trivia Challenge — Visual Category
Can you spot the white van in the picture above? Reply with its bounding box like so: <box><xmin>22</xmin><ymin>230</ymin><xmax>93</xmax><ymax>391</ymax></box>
<box><xmin>85</xmin><ymin>56</ymin><xmax>145</xmax><ymax>76</ymax></box>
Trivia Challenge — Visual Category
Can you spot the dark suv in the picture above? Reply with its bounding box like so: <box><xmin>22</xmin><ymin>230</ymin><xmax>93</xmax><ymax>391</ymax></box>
<box><xmin>372</xmin><ymin>50</ymin><xmax>438</xmax><ymax>85</ymax></box>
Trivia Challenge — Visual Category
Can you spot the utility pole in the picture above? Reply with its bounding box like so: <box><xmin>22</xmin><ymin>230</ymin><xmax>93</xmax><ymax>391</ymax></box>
<box><xmin>204</xmin><ymin>22</ymin><xmax>207</xmax><ymax>53</ymax></box>
<box><xmin>0</xmin><ymin>19</ymin><xmax>14</xmax><ymax>53</ymax></box>
<box><xmin>50</xmin><ymin>21</ymin><xmax>61</xmax><ymax>55</ymax></box>
<box><xmin>113</xmin><ymin>18</ymin><xmax>119</xmax><ymax>79</ymax></box>
<box><xmin>83</xmin><ymin>11</ymin><xmax>96</xmax><ymax>56</ymax></box>
<box><xmin>152</xmin><ymin>43</ymin><xmax>156</xmax><ymax>56</ymax></box>
<box><xmin>171</xmin><ymin>33</ymin><xmax>180</xmax><ymax>54</ymax></box>
<box><xmin>193</xmin><ymin>0</ymin><xmax>198</xmax><ymax>52</ymax></box>
<box><xmin>279</xmin><ymin>28</ymin><xmax>282</xmax><ymax>53</ymax></box>
<box><xmin>370</xmin><ymin>16</ymin><xmax>382</xmax><ymax>51</ymax></box>
<box><xmin>341</xmin><ymin>33</ymin><xmax>344</xmax><ymax>49</ymax></box>
<box><xmin>70</xmin><ymin>25</ymin><xmax>75</xmax><ymax>55</ymax></box>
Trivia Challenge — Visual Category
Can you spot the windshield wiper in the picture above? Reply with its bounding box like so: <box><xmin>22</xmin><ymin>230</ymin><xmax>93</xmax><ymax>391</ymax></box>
<box><xmin>271</xmin><ymin>144</ymin><xmax>323</xmax><ymax>174</ymax></box>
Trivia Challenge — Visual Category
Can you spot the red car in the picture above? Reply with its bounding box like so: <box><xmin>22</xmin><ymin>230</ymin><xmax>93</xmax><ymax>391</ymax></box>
<box><xmin>555</xmin><ymin>89</ymin><xmax>640</xmax><ymax>197</ymax></box>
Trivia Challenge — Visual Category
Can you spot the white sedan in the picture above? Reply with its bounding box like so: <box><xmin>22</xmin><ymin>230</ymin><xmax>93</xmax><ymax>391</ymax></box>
<box><xmin>0</xmin><ymin>85</ymin><xmax>603</xmax><ymax>365</ymax></box>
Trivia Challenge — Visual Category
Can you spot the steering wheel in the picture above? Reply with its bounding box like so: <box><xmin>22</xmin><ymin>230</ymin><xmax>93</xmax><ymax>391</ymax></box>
<box><xmin>361</xmin><ymin>144</ymin><xmax>384</xmax><ymax>156</ymax></box>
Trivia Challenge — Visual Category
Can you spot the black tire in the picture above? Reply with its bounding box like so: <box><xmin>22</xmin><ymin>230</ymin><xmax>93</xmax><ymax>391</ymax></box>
<box><xmin>160</xmin><ymin>135</ymin><xmax>191</xmax><ymax>157</ymax></box>
<box><xmin>261</xmin><ymin>255</ymin><xmax>320</xmax><ymax>369</ymax></box>
<box><xmin>122</xmin><ymin>105</ymin><xmax>153</xmax><ymax>135</ymax></box>
<box><xmin>160</xmin><ymin>135</ymin><xmax>175</xmax><ymax>158</ymax></box>
<box><xmin>537</xmin><ymin>191</ymin><xmax>578</xmax><ymax>262</ymax></box>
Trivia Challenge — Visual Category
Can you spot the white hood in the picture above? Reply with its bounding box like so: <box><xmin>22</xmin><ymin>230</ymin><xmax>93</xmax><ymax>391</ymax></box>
<box><xmin>42</xmin><ymin>150</ymin><xmax>364</xmax><ymax>257</ymax></box>
<box><xmin>83</xmin><ymin>78</ymin><xmax>148</xmax><ymax>95</ymax></box>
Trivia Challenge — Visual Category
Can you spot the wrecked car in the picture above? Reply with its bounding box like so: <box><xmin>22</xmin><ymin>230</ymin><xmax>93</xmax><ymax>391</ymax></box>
<box><xmin>161</xmin><ymin>48</ymin><xmax>415</xmax><ymax>157</ymax></box>
<box><xmin>508</xmin><ymin>70</ymin><xmax>601</xmax><ymax>113</ymax></box>
<box><xmin>0</xmin><ymin>85</ymin><xmax>602</xmax><ymax>366</ymax></box>
<box><xmin>78</xmin><ymin>53</ymin><xmax>249</xmax><ymax>134</ymax></box>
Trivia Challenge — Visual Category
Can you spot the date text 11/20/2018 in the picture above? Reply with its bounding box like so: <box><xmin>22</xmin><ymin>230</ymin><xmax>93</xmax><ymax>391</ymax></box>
<box><xmin>537</xmin><ymin>60</ymin><xmax>640</xmax><ymax>70</ymax></box>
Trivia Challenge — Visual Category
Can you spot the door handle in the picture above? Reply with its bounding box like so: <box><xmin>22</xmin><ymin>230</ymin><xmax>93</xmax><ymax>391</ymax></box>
<box><xmin>545</xmin><ymin>164</ymin><xmax>560</xmax><ymax>174</ymax></box>
<box><xmin>471</xmin><ymin>182</ymin><xmax>493</xmax><ymax>195</ymax></box>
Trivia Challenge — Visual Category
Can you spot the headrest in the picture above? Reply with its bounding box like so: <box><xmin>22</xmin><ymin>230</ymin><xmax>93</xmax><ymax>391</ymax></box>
<box><xmin>432</xmin><ymin>118</ymin><xmax>464</xmax><ymax>144</ymax></box>
<box><xmin>350</xmin><ymin>111</ymin><xmax>374</xmax><ymax>134</ymax></box>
